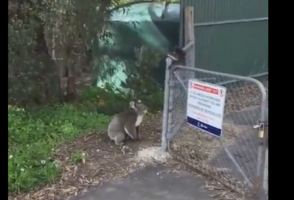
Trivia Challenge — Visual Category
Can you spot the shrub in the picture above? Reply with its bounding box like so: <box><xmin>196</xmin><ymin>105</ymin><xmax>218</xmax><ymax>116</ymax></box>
<box><xmin>78</xmin><ymin>83</ymin><xmax>163</xmax><ymax>115</ymax></box>
<box><xmin>78</xmin><ymin>83</ymin><xmax>132</xmax><ymax>115</ymax></box>
<box><xmin>8</xmin><ymin>104</ymin><xmax>110</xmax><ymax>193</ymax></box>
<box><xmin>120</xmin><ymin>46</ymin><xmax>165</xmax><ymax>112</ymax></box>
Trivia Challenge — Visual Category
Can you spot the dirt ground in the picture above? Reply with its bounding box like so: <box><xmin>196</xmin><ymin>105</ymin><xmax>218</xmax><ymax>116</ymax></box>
<box><xmin>8</xmin><ymin>113</ymin><xmax>164</xmax><ymax>200</ymax></box>
<box><xmin>8</xmin><ymin>112</ymin><xmax>244</xmax><ymax>200</ymax></box>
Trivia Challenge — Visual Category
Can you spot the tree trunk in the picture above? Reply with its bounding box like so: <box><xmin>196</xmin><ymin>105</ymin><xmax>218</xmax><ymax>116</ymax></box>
<box><xmin>64</xmin><ymin>45</ymin><xmax>77</xmax><ymax>102</ymax></box>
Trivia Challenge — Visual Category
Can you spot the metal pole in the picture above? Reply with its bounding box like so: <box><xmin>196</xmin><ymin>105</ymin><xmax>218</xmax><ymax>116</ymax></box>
<box><xmin>262</xmin><ymin>126</ymin><xmax>268</xmax><ymax>194</ymax></box>
<box><xmin>161</xmin><ymin>57</ymin><xmax>172</xmax><ymax>151</ymax></box>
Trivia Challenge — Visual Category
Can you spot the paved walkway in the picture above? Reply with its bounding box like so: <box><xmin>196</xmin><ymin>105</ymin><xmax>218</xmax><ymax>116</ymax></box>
<box><xmin>69</xmin><ymin>165</ymin><xmax>214</xmax><ymax>200</ymax></box>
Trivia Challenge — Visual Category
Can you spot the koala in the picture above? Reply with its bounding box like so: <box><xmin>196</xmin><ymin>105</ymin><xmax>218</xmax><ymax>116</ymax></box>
<box><xmin>124</xmin><ymin>100</ymin><xmax>147</xmax><ymax>142</ymax></box>
<box><xmin>166</xmin><ymin>46</ymin><xmax>186</xmax><ymax>66</ymax></box>
<box><xmin>107</xmin><ymin>100</ymin><xmax>148</xmax><ymax>153</ymax></box>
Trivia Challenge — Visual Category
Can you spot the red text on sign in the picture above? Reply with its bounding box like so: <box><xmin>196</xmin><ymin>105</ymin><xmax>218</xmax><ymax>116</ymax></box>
<box><xmin>193</xmin><ymin>83</ymin><xmax>219</xmax><ymax>95</ymax></box>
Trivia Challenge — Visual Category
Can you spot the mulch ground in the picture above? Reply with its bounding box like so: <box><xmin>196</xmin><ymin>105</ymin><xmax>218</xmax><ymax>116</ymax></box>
<box><xmin>8</xmin><ymin>113</ymin><xmax>163</xmax><ymax>200</ymax></box>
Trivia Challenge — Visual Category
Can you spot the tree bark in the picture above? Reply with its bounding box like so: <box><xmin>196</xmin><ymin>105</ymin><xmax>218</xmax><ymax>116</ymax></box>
<box><xmin>64</xmin><ymin>44</ymin><xmax>77</xmax><ymax>102</ymax></box>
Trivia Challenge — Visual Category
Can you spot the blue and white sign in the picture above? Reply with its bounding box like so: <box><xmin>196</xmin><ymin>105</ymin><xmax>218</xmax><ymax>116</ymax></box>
<box><xmin>186</xmin><ymin>79</ymin><xmax>226</xmax><ymax>138</ymax></box>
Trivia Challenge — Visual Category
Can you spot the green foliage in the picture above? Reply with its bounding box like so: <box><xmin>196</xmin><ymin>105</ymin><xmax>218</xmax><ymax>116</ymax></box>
<box><xmin>8</xmin><ymin>0</ymin><xmax>123</xmax><ymax>107</ymax></box>
<box><xmin>9</xmin><ymin>14</ymin><xmax>59</xmax><ymax>106</ymax></box>
<box><xmin>8</xmin><ymin>0</ymin><xmax>66</xmax><ymax>106</ymax></box>
<box><xmin>117</xmin><ymin>0</ymin><xmax>179</xmax><ymax>4</ymax></box>
<box><xmin>78</xmin><ymin>84</ymin><xmax>133</xmax><ymax>115</ymax></box>
<box><xmin>79</xmin><ymin>82</ymin><xmax>163</xmax><ymax>115</ymax></box>
<box><xmin>121</xmin><ymin>46</ymin><xmax>165</xmax><ymax>112</ymax></box>
<box><xmin>8</xmin><ymin>0</ymin><xmax>168</xmax><ymax>194</ymax></box>
<box><xmin>70</xmin><ymin>150</ymin><xmax>87</xmax><ymax>164</ymax></box>
<box><xmin>8</xmin><ymin>105</ymin><xmax>110</xmax><ymax>193</ymax></box>
<box><xmin>8</xmin><ymin>0</ymin><xmax>171</xmax><ymax>107</ymax></box>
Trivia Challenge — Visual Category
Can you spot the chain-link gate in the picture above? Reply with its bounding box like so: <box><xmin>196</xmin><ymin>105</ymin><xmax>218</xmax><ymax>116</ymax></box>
<box><xmin>161</xmin><ymin>41</ymin><xmax>268</xmax><ymax>196</ymax></box>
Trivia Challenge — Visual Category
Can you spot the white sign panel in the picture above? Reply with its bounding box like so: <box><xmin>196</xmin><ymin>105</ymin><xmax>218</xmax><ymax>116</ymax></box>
<box><xmin>186</xmin><ymin>79</ymin><xmax>227</xmax><ymax>138</ymax></box>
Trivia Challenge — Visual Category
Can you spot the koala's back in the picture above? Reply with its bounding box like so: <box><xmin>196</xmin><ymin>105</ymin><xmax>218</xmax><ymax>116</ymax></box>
<box><xmin>108</xmin><ymin>108</ymin><xmax>137</xmax><ymax>132</ymax></box>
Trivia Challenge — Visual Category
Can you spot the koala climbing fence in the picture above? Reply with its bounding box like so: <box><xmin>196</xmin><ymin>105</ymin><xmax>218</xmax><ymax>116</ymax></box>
<box><xmin>161</xmin><ymin>41</ymin><xmax>268</xmax><ymax>197</ymax></box>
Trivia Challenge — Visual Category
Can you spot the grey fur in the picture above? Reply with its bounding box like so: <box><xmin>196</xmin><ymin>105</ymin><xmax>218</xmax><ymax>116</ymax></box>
<box><xmin>107</xmin><ymin>100</ymin><xmax>148</xmax><ymax>149</ymax></box>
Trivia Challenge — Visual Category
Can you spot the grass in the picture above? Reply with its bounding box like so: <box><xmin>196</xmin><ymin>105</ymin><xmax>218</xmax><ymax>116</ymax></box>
<box><xmin>8</xmin><ymin>104</ymin><xmax>110</xmax><ymax>193</ymax></box>
<box><xmin>8</xmin><ymin>85</ymin><xmax>163</xmax><ymax>194</ymax></box>
<box><xmin>70</xmin><ymin>150</ymin><xmax>88</xmax><ymax>164</ymax></box>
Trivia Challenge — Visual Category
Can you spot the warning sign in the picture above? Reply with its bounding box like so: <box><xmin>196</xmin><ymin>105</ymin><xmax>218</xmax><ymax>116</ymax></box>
<box><xmin>186</xmin><ymin>79</ymin><xmax>227</xmax><ymax>138</ymax></box>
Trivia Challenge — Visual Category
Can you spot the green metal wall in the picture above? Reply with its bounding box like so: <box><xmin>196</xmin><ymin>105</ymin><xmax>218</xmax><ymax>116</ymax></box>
<box><xmin>180</xmin><ymin>0</ymin><xmax>268</xmax><ymax>76</ymax></box>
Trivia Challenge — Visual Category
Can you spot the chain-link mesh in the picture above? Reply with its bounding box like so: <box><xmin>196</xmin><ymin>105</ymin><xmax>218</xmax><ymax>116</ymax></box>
<box><xmin>163</xmin><ymin>43</ymin><xmax>268</xmax><ymax>196</ymax></box>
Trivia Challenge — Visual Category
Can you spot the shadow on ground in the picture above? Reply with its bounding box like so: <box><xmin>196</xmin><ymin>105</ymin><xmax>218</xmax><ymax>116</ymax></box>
<box><xmin>69</xmin><ymin>165</ymin><xmax>214</xmax><ymax>200</ymax></box>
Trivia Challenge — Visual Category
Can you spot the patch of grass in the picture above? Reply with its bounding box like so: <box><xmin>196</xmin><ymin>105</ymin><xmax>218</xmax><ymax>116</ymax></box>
<box><xmin>70</xmin><ymin>150</ymin><xmax>87</xmax><ymax>164</ymax></box>
<box><xmin>8</xmin><ymin>104</ymin><xmax>110</xmax><ymax>193</ymax></box>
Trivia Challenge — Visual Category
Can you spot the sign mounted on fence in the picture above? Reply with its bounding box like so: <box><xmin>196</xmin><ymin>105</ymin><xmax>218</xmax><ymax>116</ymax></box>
<box><xmin>186</xmin><ymin>79</ymin><xmax>226</xmax><ymax>138</ymax></box>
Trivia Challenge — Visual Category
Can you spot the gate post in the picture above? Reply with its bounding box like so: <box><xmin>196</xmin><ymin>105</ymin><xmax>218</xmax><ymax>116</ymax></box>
<box><xmin>262</xmin><ymin>125</ymin><xmax>268</xmax><ymax>194</ymax></box>
<box><xmin>254</xmin><ymin>97</ymin><xmax>268</xmax><ymax>196</ymax></box>
<box><xmin>161</xmin><ymin>56</ymin><xmax>172</xmax><ymax>151</ymax></box>
<box><xmin>184</xmin><ymin>6</ymin><xmax>195</xmax><ymax>69</ymax></box>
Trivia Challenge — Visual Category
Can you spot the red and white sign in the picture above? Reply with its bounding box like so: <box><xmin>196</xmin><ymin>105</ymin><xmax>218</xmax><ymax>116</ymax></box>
<box><xmin>186</xmin><ymin>79</ymin><xmax>227</xmax><ymax>138</ymax></box>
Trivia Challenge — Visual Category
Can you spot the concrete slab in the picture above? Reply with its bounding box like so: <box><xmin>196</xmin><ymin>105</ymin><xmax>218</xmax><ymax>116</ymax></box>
<box><xmin>69</xmin><ymin>165</ymin><xmax>213</xmax><ymax>200</ymax></box>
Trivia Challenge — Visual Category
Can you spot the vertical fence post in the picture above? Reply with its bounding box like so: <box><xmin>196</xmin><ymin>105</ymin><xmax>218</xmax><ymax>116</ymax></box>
<box><xmin>166</xmin><ymin>64</ymin><xmax>175</xmax><ymax>151</ymax></box>
<box><xmin>161</xmin><ymin>57</ymin><xmax>172</xmax><ymax>151</ymax></box>
<box><xmin>254</xmin><ymin>92</ymin><xmax>268</xmax><ymax>195</ymax></box>
<box><xmin>262</xmin><ymin>97</ymin><xmax>268</xmax><ymax>195</ymax></box>
<box><xmin>184</xmin><ymin>7</ymin><xmax>194</xmax><ymax>45</ymax></box>
<box><xmin>184</xmin><ymin>7</ymin><xmax>195</xmax><ymax>68</ymax></box>
<box><xmin>262</xmin><ymin>125</ymin><xmax>268</xmax><ymax>194</ymax></box>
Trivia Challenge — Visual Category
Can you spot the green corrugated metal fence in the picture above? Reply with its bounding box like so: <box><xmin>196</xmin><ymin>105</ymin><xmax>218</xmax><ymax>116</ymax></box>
<box><xmin>180</xmin><ymin>0</ymin><xmax>268</xmax><ymax>76</ymax></box>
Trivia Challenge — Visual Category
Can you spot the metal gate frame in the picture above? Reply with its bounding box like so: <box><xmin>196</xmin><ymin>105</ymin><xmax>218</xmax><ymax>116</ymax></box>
<box><xmin>161</xmin><ymin>41</ymin><xmax>268</xmax><ymax>196</ymax></box>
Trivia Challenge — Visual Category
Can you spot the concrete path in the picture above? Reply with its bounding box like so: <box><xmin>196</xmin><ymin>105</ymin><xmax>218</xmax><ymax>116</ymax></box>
<box><xmin>69</xmin><ymin>165</ymin><xmax>213</xmax><ymax>200</ymax></box>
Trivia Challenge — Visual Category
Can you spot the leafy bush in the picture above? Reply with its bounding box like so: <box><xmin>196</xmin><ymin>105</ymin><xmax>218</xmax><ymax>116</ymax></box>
<box><xmin>8</xmin><ymin>0</ymin><xmax>124</xmax><ymax>107</ymax></box>
<box><xmin>8</xmin><ymin>104</ymin><xmax>110</xmax><ymax>193</ymax></box>
<box><xmin>121</xmin><ymin>46</ymin><xmax>165</xmax><ymax>112</ymax></box>
<box><xmin>9</xmin><ymin>6</ymin><xmax>62</xmax><ymax>106</ymax></box>
<box><xmin>78</xmin><ymin>83</ymin><xmax>133</xmax><ymax>115</ymax></box>
<box><xmin>79</xmin><ymin>83</ymin><xmax>163</xmax><ymax>115</ymax></box>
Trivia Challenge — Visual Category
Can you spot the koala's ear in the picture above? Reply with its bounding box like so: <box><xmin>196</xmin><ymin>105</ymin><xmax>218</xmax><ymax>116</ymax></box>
<box><xmin>137</xmin><ymin>99</ymin><xmax>141</xmax><ymax>103</ymax></box>
<box><xmin>129</xmin><ymin>101</ymin><xmax>135</xmax><ymax>107</ymax></box>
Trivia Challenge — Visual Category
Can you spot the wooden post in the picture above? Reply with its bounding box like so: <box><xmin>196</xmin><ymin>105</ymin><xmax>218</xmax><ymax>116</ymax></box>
<box><xmin>184</xmin><ymin>6</ymin><xmax>195</xmax><ymax>68</ymax></box>
<box><xmin>184</xmin><ymin>7</ymin><xmax>195</xmax><ymax>45</ymax></box>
